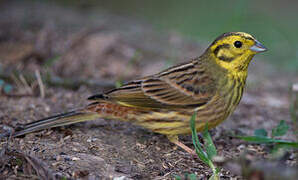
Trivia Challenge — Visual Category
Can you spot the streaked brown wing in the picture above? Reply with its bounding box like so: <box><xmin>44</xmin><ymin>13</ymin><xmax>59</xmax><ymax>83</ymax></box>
<box><xmin>88</xmin><ymin>79</ymin><xmax>166</xmax><ymax>108</ymax></box>
<box><xmin>155</xmin><ymin>60</ymin><xmax>216</xmax><ymax>103</ymax></box>
<box><xmin>88</xmin><ymin>60</ymin><xmax>216</xmax><ymax>109</ymax></box>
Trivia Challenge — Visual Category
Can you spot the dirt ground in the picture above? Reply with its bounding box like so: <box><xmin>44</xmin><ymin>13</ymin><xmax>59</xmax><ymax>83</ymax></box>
<box><xmin>0</xmin><ymin>1</ymin><xmax>297</xmax><ymax>179</ymax></box>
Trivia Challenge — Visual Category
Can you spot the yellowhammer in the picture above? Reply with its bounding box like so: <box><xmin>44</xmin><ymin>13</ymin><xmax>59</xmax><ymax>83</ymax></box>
<box><xmin>13</xmin><ymin>32</ymin><xmax>267</xmax><ymax>154</ymax></box>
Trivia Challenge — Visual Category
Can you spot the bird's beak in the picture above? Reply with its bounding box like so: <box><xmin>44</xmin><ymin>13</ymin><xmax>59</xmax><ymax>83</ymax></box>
<box><xmin>250</xmin><ymin>40</ymin><xmax>267</xmax><ymax>53</ymax></box>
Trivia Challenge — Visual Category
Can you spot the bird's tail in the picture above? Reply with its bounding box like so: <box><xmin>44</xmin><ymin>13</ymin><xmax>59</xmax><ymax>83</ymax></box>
<box><xmin>13</xmin><ymin>109</ymin><xmax>100</xmax><ymax>137</ymax></box>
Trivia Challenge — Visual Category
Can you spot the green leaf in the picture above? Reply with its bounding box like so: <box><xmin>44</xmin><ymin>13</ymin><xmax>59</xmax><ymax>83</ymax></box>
<box><xmin>254</xmin><ymin>128</ymin><xmax>268</xmax><ymax>137</ymax></box>
<box><xmin>236</xmin><ymin>135</ymin><xmax>298</xmax><ymax>148</ymax></box>
<box><xmin>203</xmin><ymin>124</ymin><xmax>217</xmax><ymax>159</ymax></box>
<box><xmin>274</xmin><ymin>142</ymin><xmax>298</xmax><ymax>149</ymax></box>
<box><xmin>236</xmin><ymin>135</ymin><xmax>275</xmax><ymax>143</ymax></box>
<box><xmin>15</xmin><ymin>158</ymin><xmax>23</xmax><ymax>166</ymax></box>
<box><xmin>4</xmin><ymin>84</ymin><xmax>13</xmax><ymax>93</ymax></box>
<box><xmin>173</xmin><ymin>175</ymin><xmax>182</xmax><ymax>180</ymax></box>
<box><xmin>190</xmin><ymin>111</ymin><xmax>209</xmax><ymax>164</ymax></box>
<box><xmin>209</xmin><ymin>174</ymin><xmax>220</xmax><ymax>180</ymax></box>
<box><xmin>215</xmin><ymin>167</ymin><xmax>221</xmax><ymax>174</ymax></box>
<box><xmin>44</xmin><ymin>55</ymin><xmax>61</xmax><ymax>67</ymax></box>
<box><xmin>0</xmin><ymin>79</ymin><xmax>4</xmax><ymax>86</ymax></box>
<box><xmin>187</xmin><ymin>173</ymin><xmax>197</xmax><ymax>180</ymax></box>
<box><xmin>272</xmin><ymin>120</ymin><xmax>289</xmax><ymax>137</ymax></box>
<box><xmin>190</xmin><ymin>111</ymin><xmax>219</xmax><ymax>178</ymax></box>
<box><xmin>115</xmin><ymin>80</ymin><xmax>123</xmax><ymax>88</ymax></box>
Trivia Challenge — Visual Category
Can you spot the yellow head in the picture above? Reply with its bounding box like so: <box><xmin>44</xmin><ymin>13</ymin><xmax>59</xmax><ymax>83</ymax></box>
<box><xmin>208</xmin><ymin>32</ymin><xmax>267</xmax><ymax>72</ymax></box>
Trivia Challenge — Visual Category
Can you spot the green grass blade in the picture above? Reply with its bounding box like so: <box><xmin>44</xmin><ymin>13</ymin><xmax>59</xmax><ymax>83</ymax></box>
<box><xmin>274</xmin><ymin>142</ymin><xmax>298</xmax><ymax>149</ymax></box>
<box><xmin>236</xmin><ymin>135</ymin><xmax>298</xmax><ymax>148</ymax></box>
<box><xmin>202</xmin><ymin>124</ymin><xmax>217</xmax><ymax>159</ymax></box>
<box><xmin>190</xmin><ymin>112</ymin><xmax>219</xmax><ymax>178</ymax></box>
<box><xmin>190</xmin><ymin>111</ymin><xmax>209</xmax><ymax>164</ymax></box>
<box><xmin>209</xmin><ymin>174</ymin><xmax>220</xmax><ymax>180</ymax></box>
<box><xmin>275</xmin><ymin>141</ymin><xmax>298</xmax><ymax>148</ymax></box>
<box><xmin>236</xmin><ymin>135</ymin><xmax>275</xmax><ymax>143</ymax></box>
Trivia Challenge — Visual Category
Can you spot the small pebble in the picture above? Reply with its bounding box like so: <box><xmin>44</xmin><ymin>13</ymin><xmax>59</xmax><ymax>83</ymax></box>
<box><xmin>293</xmin><ymin>84</ymin><xmax>298</xmax><ymax>91</ymax></box>
<box><xmin>56</xmin><ymin>155</ymin><xmax>63</xmax><ymax>161</ymax></box>
<box><xmin>60</xmin><ymin>152</ymin><xmax>67</xmax><ymax>155</ymax></box>
<box><xmin>237</xmin><ymin>144</ymin><xmax>245</xmax><ymax>152</ymax></box>
<box><xmin>64</xmin><ymin>157</ymin><xmax>71</xmax><ymax>161</ymax></box>
<box><xmin>45</xmin><ymin>106</ymin><xmax>51</xmax><ymax>112</ymax></box>
<box><xmin>33</xmin><ymin>147</ymin><xmax>40</xmax><ymax>152</ymax></box>
<box><xmin>113</xmin><ymin>176</ymin><xmax>127</xmax><ymax>180</ymax></box>
<box><xmin>72</xmin><ymin>157</ymin><xmax>80</xmax><ymax>161</ymax></box>
<box><xmin>72</xmin><ymin>147</ymin><xmax>79</xmax><ymax>152</ymax></box>
<box><xmin>64</xmin><ymin>135</ymin><xmax>71</xmax><ymax>140</ymax></box>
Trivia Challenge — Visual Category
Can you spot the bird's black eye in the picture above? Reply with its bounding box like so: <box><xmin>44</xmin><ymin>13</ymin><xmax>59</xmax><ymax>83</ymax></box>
<box><xmin>234</xmin><ymin>41</ymin><xmax>242</xmax><ymax>48</ymax></box>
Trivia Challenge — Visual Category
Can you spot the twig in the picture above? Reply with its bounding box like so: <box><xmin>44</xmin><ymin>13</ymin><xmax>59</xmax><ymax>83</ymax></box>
<box><xmin>0</xmin><ymin>70</ymin><xmax>115</xmax><ymax>90</ymax></box>
<box><xmin>10</xmin><ymin>74</ymin><xmax>23</xmax><ymax>90</ymax></box>
<box><xmin>35</xmin><ymin>70</ymin><xmax>45</xmax><ymax>98</ymax></box>
<box><xmin>19</xmin><ymin>74</ymin><xmax>33</xmax><ymax>94</ymax></box>
<box><xmin>5</xmin><ymin>150</ymin><xmax>57</xmax><ymax>180</ymax></box>
<box><xmin>45</xmin><ymin>74</ymin><xmax>115</xmax><ymax>89</ymax></box>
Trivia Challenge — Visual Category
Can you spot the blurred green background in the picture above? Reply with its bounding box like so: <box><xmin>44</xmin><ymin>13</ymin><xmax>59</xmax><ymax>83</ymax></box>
<box><xmin>57</xmin><ymin>0</ymin><xmax>298</xmax><ymax>72</ymax></box>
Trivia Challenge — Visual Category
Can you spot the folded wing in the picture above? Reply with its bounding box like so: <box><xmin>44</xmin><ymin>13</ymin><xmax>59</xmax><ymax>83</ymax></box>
<box><xmin>88</xmin><ymin>61</ymin><xmax>216</xmax><ymax>109</ymax></box>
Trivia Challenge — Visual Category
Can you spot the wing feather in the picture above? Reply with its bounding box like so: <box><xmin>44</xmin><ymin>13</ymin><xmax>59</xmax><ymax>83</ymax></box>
<box><xmin>88</xmin><ymin>60</ymin><xmax>216</xmax><ymax>109</ymax></box>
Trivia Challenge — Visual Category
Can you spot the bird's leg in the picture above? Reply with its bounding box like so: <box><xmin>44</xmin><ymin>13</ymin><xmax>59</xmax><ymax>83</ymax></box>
<box><xmin>167</xmin><ymin>135</ymin><xmax>196</xmax><ymax>155</ymax></box>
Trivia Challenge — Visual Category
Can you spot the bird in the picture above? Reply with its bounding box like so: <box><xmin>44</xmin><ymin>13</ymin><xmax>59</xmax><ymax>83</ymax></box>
<box><xmin>12</xmin><ymin>32</ymin><xmax>267</xmax><ymax>154</ymax></box>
